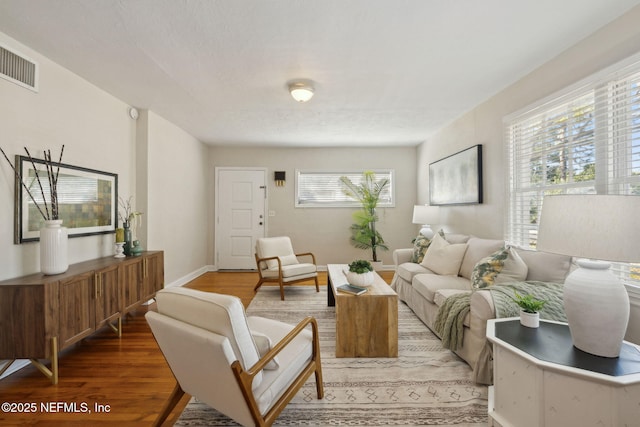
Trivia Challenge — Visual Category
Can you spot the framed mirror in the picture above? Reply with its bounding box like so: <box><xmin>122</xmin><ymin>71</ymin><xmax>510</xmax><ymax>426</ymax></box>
<box><xmin>15</xmin><ymin>155</ymin><xmax>118</xmax><ymax>243</ymax></box>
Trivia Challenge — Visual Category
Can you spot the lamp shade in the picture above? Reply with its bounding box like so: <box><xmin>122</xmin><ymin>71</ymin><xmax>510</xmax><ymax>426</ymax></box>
<box><xmin>536</xmin><ymin>195</ymin><xmax>640</xmax><ymax>263</ymax></box>
<box><xmin>412</xmin><ymin>205</ymin><xmax>439</xmax><ymax>225</ymax></box>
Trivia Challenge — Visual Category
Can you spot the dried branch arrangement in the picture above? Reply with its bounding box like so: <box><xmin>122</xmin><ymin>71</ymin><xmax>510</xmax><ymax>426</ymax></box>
<box><xmin>0</xmin><ymin>145</ymin><xmax>65</xmax><ymax>221</ymax></box>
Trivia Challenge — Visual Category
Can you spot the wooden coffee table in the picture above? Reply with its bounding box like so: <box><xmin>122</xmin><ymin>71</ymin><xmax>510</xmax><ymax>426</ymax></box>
<box><xmin>327</xmin><ymin>264</ymin><xmax>398</xmax><ymax>358</ymax></box>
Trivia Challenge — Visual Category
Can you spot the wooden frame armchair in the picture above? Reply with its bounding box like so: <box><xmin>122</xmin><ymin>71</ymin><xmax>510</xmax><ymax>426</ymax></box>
<box><xmin>254</xmin><ymin>236</ymin><xmax>319</xmax><ymax>300</ymax></box>
<box><xmin>146</xmin><ymin>287</ymin><xmax>324</xmax><ymax>427</ymax></box>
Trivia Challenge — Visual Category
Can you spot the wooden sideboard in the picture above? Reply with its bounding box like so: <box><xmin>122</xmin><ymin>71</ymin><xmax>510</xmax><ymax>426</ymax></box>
<box><xmin>0</xmin><ymin>251</ymin><xmax>164</xmax><ymax>384</ymax></box>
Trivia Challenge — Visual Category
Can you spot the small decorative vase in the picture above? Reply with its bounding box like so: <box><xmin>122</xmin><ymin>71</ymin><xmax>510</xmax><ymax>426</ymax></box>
<box><xmin>345</xmin><ymin>271</ymin><xmax>374</xmax><ymax>287</ymax></box>
<box><xmin>123</xmin><ymin>222</ymin><xmax>132</xmax><ymax>256</ymax></box>
<box><xmin>131</xmin><ymin>240</ymin><xmax>143</xmax><ymax>257</ymax></box>
<box><xmin>520</xmin><ymin>310</ymin><xmax>540</xmax><ymax>328</ymax></box>
<box><xmin>114</xmin><ymin>242</ymin><xmax>125</xmax><ymax>258</ymax></box>
<box><xmin>40</xmin><ymin>219</ymin><xmax>69</xmax><ymax>275</ymax></box>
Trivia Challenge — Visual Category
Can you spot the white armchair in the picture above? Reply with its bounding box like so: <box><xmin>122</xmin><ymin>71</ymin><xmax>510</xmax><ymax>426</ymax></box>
<box><xmin>145</xmin><ymin>287</ymin><xmax>324</xmax><ymax>427</ymax></box>
<box><xmin>254</xmin><ymin>236</ymin><xmax>319</xmax><ymax>300</ymax></box>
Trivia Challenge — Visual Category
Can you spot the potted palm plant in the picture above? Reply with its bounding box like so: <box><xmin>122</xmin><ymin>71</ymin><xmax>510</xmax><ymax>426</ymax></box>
<box><xmin>340</xmin><ymin>171</ymin><xmax>389</xmax><ymax>270</ymax></box>
<box><xmin>513</xmin><ymin>291</ymin><xmax>546</xmax><ymax>328</ymax></box>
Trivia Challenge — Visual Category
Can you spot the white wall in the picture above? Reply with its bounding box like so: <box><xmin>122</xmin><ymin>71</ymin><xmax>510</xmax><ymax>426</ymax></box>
<box><xmin>0</xmin><ymin>32</ymin><xmax>136</xmax><ymax>281</ymax></box>
<box><xmin>209</xmin><ymin>146</ymin><xmax>418</xmax><ymax>267</ymax></box>
<box><xmin>416</xmin><ymin>6</ymin><xmax>640</xmax><ymax>343</ymax></box>
<box><xmin>0</xmin><ymin>31</ymin><xmax>211</xmax><ymax>287</ymax></box>
<box><xmin>145</xmin><ymin>111</ymin><xmax>210</xmax><ymax>285</ymax></box>
<box><xmin>417</xmin><ymin>5</ymin><xmax>640</xmax><ymax>239</ymax></box>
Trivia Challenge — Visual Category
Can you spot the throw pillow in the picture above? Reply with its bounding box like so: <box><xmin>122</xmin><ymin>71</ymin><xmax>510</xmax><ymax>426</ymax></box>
<box><xmin>471</xmin><ymin>246</ymin><xmax>528</xmax><ymax>289</ymax></box>
<box><xmin>265</xmin><ymin>254</ymin><xmax>298</xmax><ymax>270</ymax></box>
<box><xmin>411</xmin><ymin>229</ymin><xmax>445</xmax><ymax>263</ymax></box>
<box><xmin>494</xmin><ymin>247</ymin><xmax>528</xmax><ymax>285</ymax></box>
<box><xmin>251</xmin><ymin>331</ymin><xmax>280</xmax><ymax>370</ymax></box>
<box><xmin>420</xmin><ymin>232</ymin><xmax>468</xmax><ymax>276</ymax></box>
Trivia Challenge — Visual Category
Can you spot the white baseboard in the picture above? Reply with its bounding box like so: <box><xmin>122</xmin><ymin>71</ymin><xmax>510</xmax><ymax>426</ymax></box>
<box><xmin>164</xmin><ymin>265</ymin><xmax>212</xmax><ymax>288</ymax></box>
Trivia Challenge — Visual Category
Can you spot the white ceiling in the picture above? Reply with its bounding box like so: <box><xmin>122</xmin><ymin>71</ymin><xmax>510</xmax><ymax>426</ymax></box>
<box><xmin>1</xmin><ymin>0</ymin><xmax>639</xmax><ymax>147</ymax></box>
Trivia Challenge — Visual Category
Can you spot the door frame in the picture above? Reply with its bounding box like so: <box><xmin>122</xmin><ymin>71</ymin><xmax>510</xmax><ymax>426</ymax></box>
<box><xmin>214</xmin><ymin>167</ymin><xmax>268</xmax><ymax>270</ymax></box>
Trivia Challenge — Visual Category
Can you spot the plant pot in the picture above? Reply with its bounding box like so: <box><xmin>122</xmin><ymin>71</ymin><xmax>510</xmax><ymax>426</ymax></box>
<box><xmin>40</xmin><ymin>219</ymin><xmax>68</xmax><ymax>275</ymax></box>
<box><xmin>520</xmin><ymin>310</ymin><xmax>540</xmax><ymax>328</ymax></box>
<box><xmin>345</xmin><ymin>271</ymin><xmax>374</xmax><ymax>287</ymax></box>
<box><xmin>370</xmin><ymin>261</ymin><xmax>383</xmax><ymax>271</ymax></box>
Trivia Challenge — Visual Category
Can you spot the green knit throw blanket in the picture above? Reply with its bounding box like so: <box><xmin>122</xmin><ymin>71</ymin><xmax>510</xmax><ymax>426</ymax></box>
<box><xmin>434</xmin><ymin>292</ymin><xmax>472</xmax><ymax>351</ymax></box>
<box><xmin>488</xmin><ymin>281</ymin><xmax>566</xmax><ymax>321</ymax></box>
<box><xmin>434</xmin><ymin>281</ymin><xmax>566</xmax><ymax>352</ymax></box>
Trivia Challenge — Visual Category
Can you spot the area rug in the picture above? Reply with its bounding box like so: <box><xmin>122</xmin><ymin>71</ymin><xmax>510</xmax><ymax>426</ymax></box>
<box><xmin>175</xmin><ymin>286</ymin><xmax>488</xmax><ymax>426</ymax></box>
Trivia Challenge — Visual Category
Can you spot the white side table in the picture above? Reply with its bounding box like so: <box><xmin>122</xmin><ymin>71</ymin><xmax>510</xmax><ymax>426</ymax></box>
<box><xmin>487</xmin><ymin>318</ymin><xmax>640</xmax><ymax>427</ymax></box>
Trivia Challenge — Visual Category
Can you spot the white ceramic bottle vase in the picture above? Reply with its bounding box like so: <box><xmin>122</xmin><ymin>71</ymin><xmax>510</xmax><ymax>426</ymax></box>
<box><xmin>40</xmin><ymin>219</ymin><xmax>69</xmax><ymax>275</ymax></box>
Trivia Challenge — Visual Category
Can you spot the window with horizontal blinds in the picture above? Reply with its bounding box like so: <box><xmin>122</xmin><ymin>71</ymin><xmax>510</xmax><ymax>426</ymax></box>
<box><xmin>295</xmin><ymin>170</ymin><xmax>394</xmax><ymax>207</ymax></box>
<box><xmin>505</xmin><ymin>57</ymin><xmax>640</xmax><ymax>287</ymax></box>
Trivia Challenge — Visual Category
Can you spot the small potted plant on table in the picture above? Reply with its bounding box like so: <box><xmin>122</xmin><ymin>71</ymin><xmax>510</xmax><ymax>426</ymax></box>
<box><xmin>345</xmin><ymin>260</ymin><xmax>375</xmax><ymax>287</ymax></box>
<box><xmin>513</xmin><ymin>291</ymin><xmax>546</xmax><ymax>328</ymax></box>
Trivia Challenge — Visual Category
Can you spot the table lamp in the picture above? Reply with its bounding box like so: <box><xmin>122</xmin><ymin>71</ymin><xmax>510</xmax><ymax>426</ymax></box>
<box><xmin>536</xmin><ymin>194</ymin><xmax>640</xmax><ymax>357</ymax></box>
<box><xmin>412</xmin><ymin>205</ymin><xmax>440</xmax><ymax>239</ymax></box>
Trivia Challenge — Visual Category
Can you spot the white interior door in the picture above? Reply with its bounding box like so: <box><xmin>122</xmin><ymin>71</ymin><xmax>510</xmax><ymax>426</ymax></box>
<box><xmin>216</xmin><ymin>168</ymin><xmax>266</xmax><ymax>269</ymax></box>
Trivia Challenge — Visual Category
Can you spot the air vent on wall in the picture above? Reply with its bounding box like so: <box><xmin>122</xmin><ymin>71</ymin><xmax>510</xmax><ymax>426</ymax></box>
<box><xmin>0</xmin><ymin>43</ymin><xmax>39</xmax><ymax>92</ymax></box>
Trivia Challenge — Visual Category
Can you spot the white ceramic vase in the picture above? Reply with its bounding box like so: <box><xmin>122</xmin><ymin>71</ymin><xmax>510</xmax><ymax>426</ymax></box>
<box><xmin>345</xmin><ymin>271</ymin><xmax>374</xmax><ymax>287</ymax></box>
<box><xmin>563</xmin><ymin>259</ymin><xmax>629</xmax><ymax>358</ymax></box>
<box><xmin>40</xmin><ymin>219</ymin><xmax>68</xmax><ymax>275</ymax></box>
<box><xmin>520</xmin><ymin>310</ymin><xmax>539</xmax><ymax>328</ymax></box>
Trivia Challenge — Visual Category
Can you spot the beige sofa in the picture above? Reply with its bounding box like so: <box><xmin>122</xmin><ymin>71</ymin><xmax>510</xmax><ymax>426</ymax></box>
<box><xmin>391</xmin><ymin>233</ymin><xmax>571</xmax><ymax>384</ymax></box>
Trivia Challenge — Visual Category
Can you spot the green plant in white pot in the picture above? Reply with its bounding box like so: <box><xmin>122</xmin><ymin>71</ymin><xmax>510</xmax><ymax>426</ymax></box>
<box><xmin>340</xmin><ymin>171</ymin><xmax>389</xmax><ymax>269</ymax></box>
<box><xmin>513</xmin><ymin>292</ymin><xmax>546</xmax><ymax>328</ymax></box>
<box><xmin>345</xmin><ymin>259</ymin><xmax>375</xmax><ymax>287</ymax></box>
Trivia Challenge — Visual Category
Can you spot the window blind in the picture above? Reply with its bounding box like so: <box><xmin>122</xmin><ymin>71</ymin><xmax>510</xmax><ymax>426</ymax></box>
<box><xmin>505</xmin><ymin>57</ymin><xmax>640</xmax><ymax>287</ymax></box>
<box><xmin>295</xmin><ymin>170</ymin><xmax>394</xmax><ymax>207</ymax></box>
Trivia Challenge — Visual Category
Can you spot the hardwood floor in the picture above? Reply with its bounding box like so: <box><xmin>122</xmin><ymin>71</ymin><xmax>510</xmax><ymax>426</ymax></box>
<box><xmin>0</xmin><ymin>270</ymin><xmax>394</xmax><ymax>426</ymax></box>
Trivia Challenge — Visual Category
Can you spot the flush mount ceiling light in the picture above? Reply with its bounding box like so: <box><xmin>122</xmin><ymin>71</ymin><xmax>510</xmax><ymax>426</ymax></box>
<box><xmin>288</xmin><ymin>82</ymin><xmax>314</xmax><ymax>102</ymax></box>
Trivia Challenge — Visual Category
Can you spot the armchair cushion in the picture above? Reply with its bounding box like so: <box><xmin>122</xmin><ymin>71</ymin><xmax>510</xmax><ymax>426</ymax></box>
<box><xmin>247</xmin><ymin>316</ymin><xmax>315</xmax><ymax>414</ymax></box>
<box><xmin>256</xmin><ymin>237</ymin><xmax>297</xmax><ymax>270</ymax></box>
<box><xmin>155</xmin><ymin>287</ymin><xmax>263</xmax><ymax>388</ymax></box>
<box><xmin>250</xmin><ymin>330</ymin><xmax>280</xmax><ymax>370</ymax></box>
<box><xmin>261</xmin><ymin>263</ymin><xmax>317</xmax><ymax>279</ymax></box>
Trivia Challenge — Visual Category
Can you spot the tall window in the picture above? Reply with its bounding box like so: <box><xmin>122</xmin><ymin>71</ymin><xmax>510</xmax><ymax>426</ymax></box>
<box><xmin>295</xmin><ymin>170</ymin><xmax>394</xmax><ymax>207</ymax></box>
<box><xmin>505</xmin><ymin>57</ymin><xmax>640</xmax><ymax>287</ymax></box>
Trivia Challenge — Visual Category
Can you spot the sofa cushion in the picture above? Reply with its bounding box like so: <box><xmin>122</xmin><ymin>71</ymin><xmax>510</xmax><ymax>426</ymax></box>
<box><xmin>515</xmin><ymin>248</ymin><xmax>572</xmax><ymax>283</ymax></box>
<box><xmin>444</xmin><ymin>233</ymin><xmax>470</xmax><ymax>244</ymax></box>
<box><xmin>397</xmin><ymin>262</ymin><xmax>433</xmax><ymax>283</ymax></box>
<box><xmin>421</xmin><ymin>233</ymin><xmax>468</xmax><ymax>276</ymax></box>
<box><xmin>471</xmin><ymin>246</ymin><xmax>528</xmax><ymax>289</ymax></box>
<box><xmin>412</xmin><ymin>273</ymin><xmax>470</xmax><ymax>303</ymax></box>
<box><xmin>459</xmin><ymin>237</ymin><xmax>505</xmax><ymax>280</ymax></box>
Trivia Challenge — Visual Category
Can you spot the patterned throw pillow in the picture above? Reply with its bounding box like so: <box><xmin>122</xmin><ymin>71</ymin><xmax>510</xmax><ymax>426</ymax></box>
<box><xmin>411</xmin><ymin>235</ymin><xmax>431</xmax><ymax>263</ymax></box>
<box><xmin>471</xmin><ymin>246</ymin><xmax>528</xmax><ymax>289</ymax></box>
<box><xmin>411</xmin><ymin>229</ymin><xmax>445</xmax><ymax>263</ymax></box>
